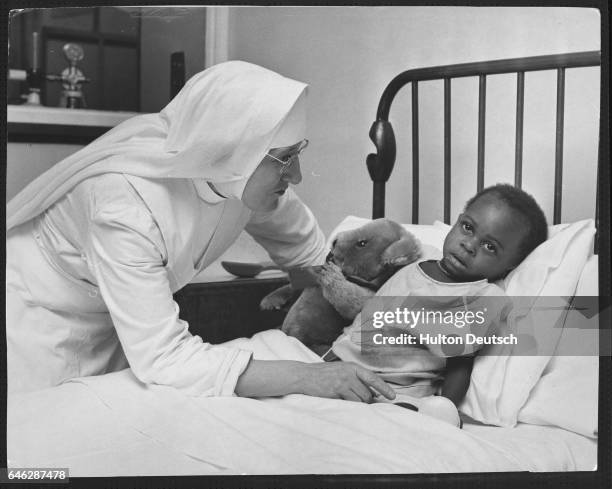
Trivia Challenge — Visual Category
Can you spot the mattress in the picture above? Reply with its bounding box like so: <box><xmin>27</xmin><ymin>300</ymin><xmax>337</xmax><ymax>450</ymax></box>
<box><xmin>7</xmin><ymin>368</ymin><xmax>596</xmax><ymax>477</ymax></box>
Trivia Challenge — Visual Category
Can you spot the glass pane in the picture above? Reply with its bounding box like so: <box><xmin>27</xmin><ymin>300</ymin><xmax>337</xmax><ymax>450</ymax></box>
<box><xmin>11</xmin><ymin>9</ymin><xmax>44</xmax><ymax>70</ymax></box>
<box><xmin>8</xmin><ymin>11</ymin><xmax>25</xmax><ymax>68</ymax></box>
<box><xmin>41</xmin><ymin>7</ymin><xmax>95</xmax><ymax>31</ymax></box>
<box><xmin>102</xmin><ymin>44</ymin><xmax>139</xmax><ymax>111</ymax></box>
<box><xmin>7</xmin><ymin>11</ymin><xmax>26</xmax><ymax>103</ymax></box>
<box><xmin>98</xmin><ymin>7</ymin><xmax>139</xmax><ymax>37</ymax></box>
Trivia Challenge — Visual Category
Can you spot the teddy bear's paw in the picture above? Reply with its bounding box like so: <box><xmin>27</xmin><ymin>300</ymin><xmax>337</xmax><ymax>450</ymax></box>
<box><xmin>317</xmin><ymin>262</ymin><xmax>345</xmax><ymax>287</ymax></box>
<box><xmin>260</xmin><ymin>286</ymin><xmax>294</xmax><ymax>310</ymax></box>
<box><xmin>385</xmin><ymin>256</ymin><xmax>410</xmax><ymax>266</ymax></box>
<box><xmin>260</xmin><ymin>294</ymin><xmax>286</xmax><ymax>310</ymax></box>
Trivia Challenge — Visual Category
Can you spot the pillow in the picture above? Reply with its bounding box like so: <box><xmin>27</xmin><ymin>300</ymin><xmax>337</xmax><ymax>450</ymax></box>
<box><xmin>517</xmin><ymin>354</ymin><xmax>599</xmax><ymax>438</ymax></box>
<box><xmin>574</xmin><ymin>253</ymin><xmax>599</xmax><ymax>296</ymax></box>
<box><xmin>517</xmin><ymin>255</ymin><xmax>599</xmax><ymax>437</ymax></box>
<box><xmin>459</xmin><ymin>219</ymin><xmax>596</xmax><ymax>426</ymax></box>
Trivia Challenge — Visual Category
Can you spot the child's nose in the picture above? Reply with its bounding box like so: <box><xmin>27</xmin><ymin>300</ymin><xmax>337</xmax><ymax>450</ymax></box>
<box><xmin>462</xmin><ymin>237</ymin><xmax>477</xmax><ymax>254</ymax></box>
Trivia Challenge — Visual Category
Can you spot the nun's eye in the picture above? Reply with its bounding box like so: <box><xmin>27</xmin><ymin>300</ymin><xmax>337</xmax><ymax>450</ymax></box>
<box><xmin>356</xmin><ymin>240</ymin><xmax>368</xmax><ymax>248</ymax></box>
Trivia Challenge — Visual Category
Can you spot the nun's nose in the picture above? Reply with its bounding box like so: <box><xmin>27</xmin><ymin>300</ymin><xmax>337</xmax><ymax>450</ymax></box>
<box><xmin>282</xmin><ymin>158</ymin><xmax>302</xmax><ymax>185</ymax></box>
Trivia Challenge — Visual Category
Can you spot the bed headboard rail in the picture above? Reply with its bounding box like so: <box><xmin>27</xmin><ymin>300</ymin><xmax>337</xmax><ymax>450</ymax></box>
<box><xmin>367</xmin><ymin>50</ymin><xmax>601</xmax><ymax>226</ymax></box>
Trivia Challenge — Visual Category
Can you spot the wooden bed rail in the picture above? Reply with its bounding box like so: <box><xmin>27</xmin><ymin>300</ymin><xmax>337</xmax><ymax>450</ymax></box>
<box><xmin>366</xmin><ymin>50</ymin><xmax>601</xmax><ymax>225</ymax></box>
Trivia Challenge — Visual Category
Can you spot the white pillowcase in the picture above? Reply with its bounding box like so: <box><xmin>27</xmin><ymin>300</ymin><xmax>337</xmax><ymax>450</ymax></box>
<box><xmin>517</xmin><ymin>255</ymin><xmax>599</xmax><ymax>437</ymax></box>
<box><xmin>453</xmin><ymin>219</ymin><xmax>596</xmax><ymax>426</ymax></box>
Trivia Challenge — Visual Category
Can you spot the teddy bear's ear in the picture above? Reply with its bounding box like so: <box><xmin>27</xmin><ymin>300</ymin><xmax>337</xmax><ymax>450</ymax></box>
<box><xmin>380</xmin><ymin>234</ymin><xmax>422</xmax><ymax>268</ymax></box>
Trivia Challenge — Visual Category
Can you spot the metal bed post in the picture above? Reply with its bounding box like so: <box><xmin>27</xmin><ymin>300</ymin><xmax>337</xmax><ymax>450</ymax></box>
<box><xmin>595</xmin><ymin>140</ymin><xmax>600</xmax><ymax>255</ymax></box>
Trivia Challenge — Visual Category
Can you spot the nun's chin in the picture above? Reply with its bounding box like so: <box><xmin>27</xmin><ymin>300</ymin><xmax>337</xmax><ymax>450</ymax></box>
<box><xmin>262</xmin><ymin>195</ymin><xmax>281</xmax><ymax>212</ymax></box>
<box><xmin>243</xmin><ymin>194</ymin><xmax>280</xmax><ymax>212</ymax></box>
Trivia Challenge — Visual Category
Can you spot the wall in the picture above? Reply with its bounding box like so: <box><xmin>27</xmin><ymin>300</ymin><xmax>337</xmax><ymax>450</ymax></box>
<box><xmin>6</xmin><ymin>143</ymin><xmax>83</xmax><ymax>202</ymax></box>
<box><xmin>228</xmin><ymin>6</ymin><xmax>601</xmax><ymax>235</ymax></box>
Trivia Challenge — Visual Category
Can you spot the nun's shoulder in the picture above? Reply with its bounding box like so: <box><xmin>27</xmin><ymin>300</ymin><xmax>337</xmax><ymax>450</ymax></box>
<box><xmin>80</xmin><ymin>173</ymin><xmax>198</xmax><ymax>215</ymax></box>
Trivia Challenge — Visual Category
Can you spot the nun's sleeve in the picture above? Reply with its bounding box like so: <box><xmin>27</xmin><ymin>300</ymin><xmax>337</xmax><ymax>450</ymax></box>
<box><xmin>245</xmin><ymin>188</ymin><xmax>328</xmax><ymax>267</ymax></box>
<box><xmin>84</xmin><ymin>178</ymin><xmax>252</xmax><ymax>396</ymax></box>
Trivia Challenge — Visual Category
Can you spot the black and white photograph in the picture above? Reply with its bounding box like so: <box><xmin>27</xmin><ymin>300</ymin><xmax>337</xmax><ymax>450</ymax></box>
<box><xmin>4</xmin><ymin>3</ymin><xmax>610</xmax><ymax>486</ymax></box>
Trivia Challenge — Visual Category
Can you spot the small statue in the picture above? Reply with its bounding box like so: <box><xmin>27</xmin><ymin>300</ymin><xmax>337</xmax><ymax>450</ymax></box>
<box><xmin>46</xmin><ymin>43</ymin><xmax>90</xmax><ymax>109</ymax></box>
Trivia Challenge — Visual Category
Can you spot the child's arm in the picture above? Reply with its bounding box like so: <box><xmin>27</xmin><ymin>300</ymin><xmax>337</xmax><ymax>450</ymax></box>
<box><xmin>440</xmin><ymin>356</ymin><xmax>474</xmax><ymax>407</ymax></box>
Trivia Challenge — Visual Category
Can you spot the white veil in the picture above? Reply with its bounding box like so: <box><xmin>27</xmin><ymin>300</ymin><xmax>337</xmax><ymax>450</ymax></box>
<box><xmin>7</xmin><ymin>61</ymin><xmax>307</xmax><ymax>231</ymax></box>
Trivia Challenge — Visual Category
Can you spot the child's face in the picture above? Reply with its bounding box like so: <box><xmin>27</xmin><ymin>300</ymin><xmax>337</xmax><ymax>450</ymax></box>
<box><xmin>441</xmin><ymin>194</ymin><xmax>528</xmax><ymax>282</ymax></box>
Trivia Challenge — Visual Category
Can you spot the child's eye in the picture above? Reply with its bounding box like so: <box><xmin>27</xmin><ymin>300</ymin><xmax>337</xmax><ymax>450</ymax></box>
<box><xmin>483</xmin><ymin>242</ymin><xmax>496</xmax><ymax>253</ymax></box>
<box><xmin>356</xmin><ymin>240</ymin><xmax>368</xmax><ymax>247</ymax></box>
<box><xmin>461</xmin><ymin>222</ymin><xmax>473</xmax><ymax>233</ymax></box>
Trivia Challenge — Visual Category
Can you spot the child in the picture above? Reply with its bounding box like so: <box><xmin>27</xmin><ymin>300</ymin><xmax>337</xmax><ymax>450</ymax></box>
<box><xmin>327</xmin><ymin>184</ymin><xmax>548</xmax><ymax>421</ymax></box>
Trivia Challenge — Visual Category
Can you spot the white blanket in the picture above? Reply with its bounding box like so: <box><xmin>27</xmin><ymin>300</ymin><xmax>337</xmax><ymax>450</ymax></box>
<box><xmin>7</xmin><ymin>330</ymin><xmax>596</xmax><ymax>476</ymax></box>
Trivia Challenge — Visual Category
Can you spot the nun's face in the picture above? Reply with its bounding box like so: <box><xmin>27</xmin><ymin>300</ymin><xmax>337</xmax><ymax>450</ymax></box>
<box><xmin>241</xmin><ymin>141</ymin><xmax>304</xmax><ymax>211</ymax></box>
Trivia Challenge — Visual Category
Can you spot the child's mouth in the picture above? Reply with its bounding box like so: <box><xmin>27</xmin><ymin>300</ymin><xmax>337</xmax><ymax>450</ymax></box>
<box><xmin>447</xmin><ymin>254</ymin><xmax>466</xmax><ymax>268</ymax></box>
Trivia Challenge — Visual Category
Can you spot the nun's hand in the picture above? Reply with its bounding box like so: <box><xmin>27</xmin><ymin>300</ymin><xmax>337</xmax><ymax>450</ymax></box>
<box><xmin>296</xmin><ymin>361</ymin><xmax>396</xmax><ymax>403</ymax></box>
<box><xmin>235</xmin><ymin>359</ymin><xmax>395</xmax><ymax>402</ymax></box>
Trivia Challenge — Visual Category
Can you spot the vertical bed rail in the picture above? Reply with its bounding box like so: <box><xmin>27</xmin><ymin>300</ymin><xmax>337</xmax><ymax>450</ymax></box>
<box><xmin>477</xmin><ymin>75</ymin><xmax>487</xmax><ymax>192</ymax></box>
<box><xmin>411</xmin><ymin>82</ymin><xmax>420</xmax><ymax>224</ymax></box>
<box><xmin>367</xmin><ymin>50</ymin><xmax>601</xmax><ymax>224</ymax></box>
<box><xmin>554</xmin><ymin>67</ymin><xmax>566</xmax><ymax>225</ymax></box>
<box><xmin>514</xmin><ymin>71</ymin><xmax>525</xmax><ymax>187</ymax></box>
<box><xmin>444</xmin><ymin>78</ymin><xmax>452</xmax><ymax>223</ymax></box>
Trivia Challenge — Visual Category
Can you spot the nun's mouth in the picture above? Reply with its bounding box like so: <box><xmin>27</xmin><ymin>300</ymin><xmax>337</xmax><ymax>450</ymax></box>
<box><xmin>274</xmin><ymin>187</ymin><xmax>288</xmax><ymax>195</ymax></box>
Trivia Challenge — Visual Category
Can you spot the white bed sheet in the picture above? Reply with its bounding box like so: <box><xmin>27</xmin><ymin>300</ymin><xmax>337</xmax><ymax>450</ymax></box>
<box><xmin>461</xmin><ymin>423</ymin><xmax>597</xmax><ymax>472</ymax></box>
<box><xmin>7</xmin><ymin>330</ymin><xmax>597</xmax><ymax>477</ymax></box>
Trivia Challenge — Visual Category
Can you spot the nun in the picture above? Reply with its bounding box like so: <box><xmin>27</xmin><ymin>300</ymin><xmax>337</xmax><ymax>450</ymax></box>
<box><xmin>6</xmin><ymin>61</ymin><xmax>395</xmax><ymax>403</ymax></box>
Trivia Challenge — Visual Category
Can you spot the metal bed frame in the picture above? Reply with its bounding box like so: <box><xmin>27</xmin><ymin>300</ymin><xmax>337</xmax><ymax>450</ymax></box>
<box><xmin>366</xmin><ymin>50</ymin><xmax>601</xmax><ymax>228</ymax></box>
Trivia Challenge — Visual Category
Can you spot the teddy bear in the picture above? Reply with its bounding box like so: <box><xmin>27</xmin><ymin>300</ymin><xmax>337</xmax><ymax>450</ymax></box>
<box><xmin>260</xmin><ymin>218</ymin><xmax>422</xmax><ymax>356</ymax></box>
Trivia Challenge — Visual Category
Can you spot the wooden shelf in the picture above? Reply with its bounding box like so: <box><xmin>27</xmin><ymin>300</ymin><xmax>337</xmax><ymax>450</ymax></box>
<box><xmin>7</xmin><ymin>105</ymin><xmax>140</xmax><ymax>144</ymax></box>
